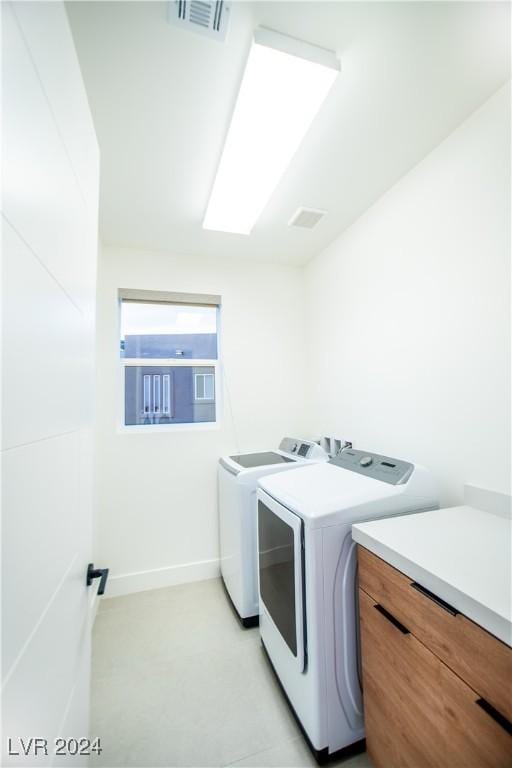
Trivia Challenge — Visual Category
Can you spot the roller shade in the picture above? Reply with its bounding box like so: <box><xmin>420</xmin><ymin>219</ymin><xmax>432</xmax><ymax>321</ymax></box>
<box><xmin>119</xmin><ymin>289</ymin><xmax>221</xmax><ymax>307</ymax></box>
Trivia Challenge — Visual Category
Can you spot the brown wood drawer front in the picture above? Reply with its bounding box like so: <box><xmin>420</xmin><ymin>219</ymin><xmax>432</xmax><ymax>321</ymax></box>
<box><xmin>359</xmin><ymin>588</ymin><xmax>512</xmax><ymax>768</ymax></box>
<box><xmin>358</xmin><ymin>545</ymin><xmax>512</xmax><ymax>722</ymax></box>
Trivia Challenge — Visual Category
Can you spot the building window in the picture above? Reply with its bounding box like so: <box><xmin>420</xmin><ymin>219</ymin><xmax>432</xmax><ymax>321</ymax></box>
<box><xmin>194</xmin><ymin>372</ymin><xmax>215</xmax><ymax>401</ymax></box>
<box><xmin>120</xmin><ymin>290</ymin><xmax>220</xmax><ymax>427</ymax></box>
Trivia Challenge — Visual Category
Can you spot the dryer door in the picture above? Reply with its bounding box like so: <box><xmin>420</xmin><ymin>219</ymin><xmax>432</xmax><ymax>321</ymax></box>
<box><xmin>257</xmin><ymin>492</ymin><xmax>306</xmax><ymax>671</ymax></box>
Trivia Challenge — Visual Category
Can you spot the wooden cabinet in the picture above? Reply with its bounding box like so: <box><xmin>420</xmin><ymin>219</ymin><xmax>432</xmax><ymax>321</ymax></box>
<box><xmin>358</xmin><ymin>546</ymin><xmax>512</xmax><ymax>721</ymax></box>
<box><xmin>358</xmin><ymin>546</ymin><xmax>512</xmax><ymax>768</ymax></box>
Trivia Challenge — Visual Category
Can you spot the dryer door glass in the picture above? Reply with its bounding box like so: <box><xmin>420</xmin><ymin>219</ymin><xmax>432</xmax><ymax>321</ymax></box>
<box><xmin>258</xmin><ymin>500</ymin><xmax>302</xmax><ymax>658</ymax></box>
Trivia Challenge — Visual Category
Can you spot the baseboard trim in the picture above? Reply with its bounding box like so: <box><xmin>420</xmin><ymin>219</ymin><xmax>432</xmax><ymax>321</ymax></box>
<box><xmin>103</xmin><ymin>558</ymin><xmax>220</xmax><ymax>598</ymax></box>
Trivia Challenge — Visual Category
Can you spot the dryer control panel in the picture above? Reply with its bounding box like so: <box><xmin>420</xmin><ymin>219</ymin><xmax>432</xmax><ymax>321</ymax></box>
<box><xmin>330</xmin><ymin>448</ymin><xmax>414</xmax><ymax>485</ymax></box>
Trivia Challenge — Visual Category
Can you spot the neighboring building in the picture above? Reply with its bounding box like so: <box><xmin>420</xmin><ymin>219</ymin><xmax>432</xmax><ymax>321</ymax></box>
<box><xmin>122</xmin><ymin>334</ymin><xmax>217</xmax><ymax>426</ymax></box>
<box><xmin>122</xmin><ymin>333</ymin><xmax>217</xmax><ymax>359</ymax></box>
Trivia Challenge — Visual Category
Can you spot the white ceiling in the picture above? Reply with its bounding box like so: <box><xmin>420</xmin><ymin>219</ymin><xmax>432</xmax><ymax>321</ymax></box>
<box><xmin>67</xmin><ymin>1</ymin><xmax>510</xmax><ymax>265</ymax></box>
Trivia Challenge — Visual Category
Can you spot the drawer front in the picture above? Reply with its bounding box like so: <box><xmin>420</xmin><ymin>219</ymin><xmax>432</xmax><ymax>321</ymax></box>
<box><xmin>359</xmin><ymin>588</ymin><xmax>512</xmax><ymax>768</ymax></box>
<box><xmin>358</xmin><ymin>546</ymin><xmax>512</xmax><ymax>722</ymax></box>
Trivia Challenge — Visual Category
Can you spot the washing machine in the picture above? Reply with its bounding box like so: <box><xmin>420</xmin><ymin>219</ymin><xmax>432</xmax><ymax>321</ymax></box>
<box><xmin>257</xmin><ymin>448</ymin><xmax>438</xmax><ymax>763</ymax></box>
<box><xmin>218</xmin><ymin>437</ymin><xmax>330</xmax><ymax>627</ymax></box>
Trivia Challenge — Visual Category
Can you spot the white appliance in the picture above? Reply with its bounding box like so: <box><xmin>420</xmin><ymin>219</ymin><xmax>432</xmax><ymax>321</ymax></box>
<box><xmin>218</xmin><ymin>437</ymin><xmax>329</xmax><ymax>627</ymax></box>
<box><xmin>257</xmin><ymin>448</ymin><xmax>438</xmax><ymax>763</ymax></box>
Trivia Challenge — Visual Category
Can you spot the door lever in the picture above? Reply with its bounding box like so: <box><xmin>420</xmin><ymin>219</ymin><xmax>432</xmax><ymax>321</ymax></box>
<box><xmin>86</xmin><ymin>563</ymin><xmax>109</xmax><ymax>596</ymax></box>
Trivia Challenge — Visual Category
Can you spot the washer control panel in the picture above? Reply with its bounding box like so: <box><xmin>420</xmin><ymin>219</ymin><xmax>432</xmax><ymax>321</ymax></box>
<box><xmin>330</xmin><ymin>448</ymin><xmax>414</xmax><ymax>485</ymax></box>
<box><xmin>279</xmin><ymin>437</ymin><xmax>326</xmax><ymax>460</ymax></box>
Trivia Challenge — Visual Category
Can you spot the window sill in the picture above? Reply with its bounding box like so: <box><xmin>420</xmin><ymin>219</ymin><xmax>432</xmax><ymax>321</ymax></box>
<box><xmin>117</xmin><ymin>421</ymin><xmax>221</xmax><ymax>435</ymax></box>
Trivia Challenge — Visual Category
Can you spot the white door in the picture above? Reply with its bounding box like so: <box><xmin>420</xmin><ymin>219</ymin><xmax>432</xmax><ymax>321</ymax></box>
<box><xmin>2</xmin><ymin>2</ymin><xmax>100</xmax><ymax>765</ymax></box>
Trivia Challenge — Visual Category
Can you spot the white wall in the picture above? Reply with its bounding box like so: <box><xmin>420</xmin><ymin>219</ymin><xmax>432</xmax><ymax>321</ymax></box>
<box><xmin>2</xmin><ymin>2</ymin><xmax>99</xmax><ymax>761</ymax></box>
<box><xmin>95</xmin><ymin>85</ymin><xmax>510</xmax><ymax>596</ymax></box>
<box><xmin>304</xmin><ymin>84</ymin><xmax>511</xmax><ymax>505</ymax></box>
<box><xmin>96</xmin><ymin>248</ymin><xmax>307</xmax><ymax>595</ymax></box>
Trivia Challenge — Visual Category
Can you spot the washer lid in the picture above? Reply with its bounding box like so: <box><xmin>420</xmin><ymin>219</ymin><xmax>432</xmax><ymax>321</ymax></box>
<box><xmin>229</xmin><ymin>451</ymin><xmax>296</xmax><ymax>469</ymax></box>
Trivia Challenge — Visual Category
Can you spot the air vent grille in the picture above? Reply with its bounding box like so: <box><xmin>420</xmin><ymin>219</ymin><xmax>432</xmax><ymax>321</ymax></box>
<box><xmin>170</xmin><ymin>1</ymin><xmax>231</xmax><ymax>40</ymax></box>
<box><xmin>288</xmin><ymin>207</ymin><xmax>326</xmax><ymax>229</ymax></box>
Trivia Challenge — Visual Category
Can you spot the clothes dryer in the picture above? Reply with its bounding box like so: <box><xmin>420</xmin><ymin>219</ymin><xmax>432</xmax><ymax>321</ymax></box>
<box><xmin>257</xmin><ymin>449</ymin><xmax>438</xmax><ymax>761</ymax></box>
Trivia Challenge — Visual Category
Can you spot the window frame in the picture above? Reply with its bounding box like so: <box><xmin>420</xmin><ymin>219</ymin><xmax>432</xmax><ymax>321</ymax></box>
<box><xmin>194</xmin><ymin>372</ymin><xmax>215</xmax><ymax>402</ymax></box>
<box><xmin>118</xmin><ymin>291</ymin><xmax>221</xmax><ymax>433</ymax></box>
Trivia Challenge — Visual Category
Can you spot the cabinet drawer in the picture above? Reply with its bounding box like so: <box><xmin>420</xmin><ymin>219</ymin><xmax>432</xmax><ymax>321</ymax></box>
<box><xmin>359</xmin><ymin>588</ymin><xmax>512</xmax><ymax>768</ymax></box>
<box><xmin>358</xmin><ymin>545</ymin><xmax>512</xmax><ymax>722</ymax></box>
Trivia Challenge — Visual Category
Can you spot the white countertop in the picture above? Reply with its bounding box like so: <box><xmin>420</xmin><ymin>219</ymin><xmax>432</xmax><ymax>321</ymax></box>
<box><xmin>352</xmin><ymin>505</ymin><xmax>512</xmax><ymax>646</ymax></box>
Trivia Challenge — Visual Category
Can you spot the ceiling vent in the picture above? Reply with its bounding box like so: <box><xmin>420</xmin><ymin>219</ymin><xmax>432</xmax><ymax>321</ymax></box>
<box><xmin>168</xmin><ymin>1</ymin><xmax>231</xmax><ymax>41</ymax></box>
<box><xmin>288</xmin><ymin>207</ymin><xmax>326</xmax><ymax>229</ymax></box>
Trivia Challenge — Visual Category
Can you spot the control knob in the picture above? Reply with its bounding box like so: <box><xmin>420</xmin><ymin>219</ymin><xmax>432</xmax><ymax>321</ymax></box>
<box><xmin>360</xmin><ymin>456</ymin><xmax>373</xmax><ymax>467</ymax></box>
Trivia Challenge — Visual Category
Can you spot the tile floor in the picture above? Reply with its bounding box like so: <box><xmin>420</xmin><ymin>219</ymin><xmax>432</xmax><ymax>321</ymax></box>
<box><xmin>91</xmin><ymin>578</ymin><xmax>372</xmax><ymax>768</ymax></box>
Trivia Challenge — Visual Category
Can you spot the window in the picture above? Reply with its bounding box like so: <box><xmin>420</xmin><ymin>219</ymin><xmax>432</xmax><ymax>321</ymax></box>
<box><xmin>120</xmin><ymin>290</ymin><xmax>220</xmax><ymax>427</ymax></box>
<box><xmin>194</xmin><ymin>372</ymin><xmax>215</xmax><ymax>401</ymax></box>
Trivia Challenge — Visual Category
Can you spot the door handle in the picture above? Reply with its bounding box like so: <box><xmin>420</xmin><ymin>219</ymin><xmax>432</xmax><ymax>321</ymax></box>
<box><xmin>86</xmin><ymin>563</ymin><xmax>109</xmax><ymax>596</ymax></box>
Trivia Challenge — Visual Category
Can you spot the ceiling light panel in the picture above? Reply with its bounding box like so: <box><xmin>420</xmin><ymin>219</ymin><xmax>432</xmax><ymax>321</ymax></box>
<box><xmin>203</xmin><ymin>28</ymin><xmax>339</xmax><ymax>235</ymax></box>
